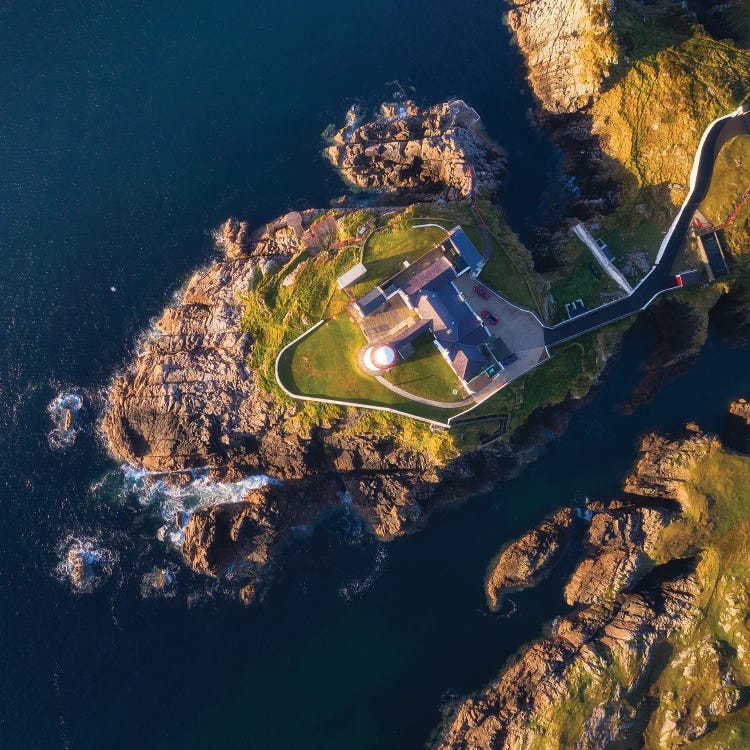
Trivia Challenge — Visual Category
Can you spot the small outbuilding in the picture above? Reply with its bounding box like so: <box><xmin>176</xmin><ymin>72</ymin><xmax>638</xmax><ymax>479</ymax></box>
<box><xmin>337</xmin><ymin>262</ymin><xmax>368</xmax><ymax>289</ymax></box>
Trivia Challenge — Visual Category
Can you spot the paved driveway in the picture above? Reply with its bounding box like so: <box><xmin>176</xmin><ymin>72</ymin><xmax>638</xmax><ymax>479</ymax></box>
<box><xmin>452</xmin><ymin>274</ymin><xmax>548</xmax><ymax>386</ymax></box>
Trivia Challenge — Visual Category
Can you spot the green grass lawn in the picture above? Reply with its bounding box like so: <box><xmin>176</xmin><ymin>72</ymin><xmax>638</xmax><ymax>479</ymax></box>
<box><xmin>382</xmin><ymin>332</ymin><xmax>465</xmax><ymax>403</ymax></box>
<box><xmin>277</xmin><ymin>312</ymin><xmax>466</xmax><ymax>422</ymax></box>
<box><xmin>242</xmin><ymin>243</ymin><xmax>359</xmax><ymax>394</ymax></box>
<box><xmin>598</xmin><ymin>218</ymin><xmax>663</xmax><ymax>266</ymax></box>
<box><xmin>700</xmin><ymin>135</ymin><xmax>750</xmax><ymax>260</ymax></box>
<box><xmin>548</xmin><ymin>238</ymin><xmax>620</xmax><ymax>323</ymax></box>
<box><xmin>349</xmin><ymin>221</ymin><xmax>447</xmax><ymax>299</ymax></box>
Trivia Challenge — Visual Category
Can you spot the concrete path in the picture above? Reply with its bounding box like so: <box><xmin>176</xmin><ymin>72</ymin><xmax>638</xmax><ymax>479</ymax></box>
<box><xmin>545</xmin><ymin>106</ymin><xmax>750</xmax><ymax>347</ymax></box>
<box><xmin>374</xmin><ymin>375</ymin><xmax>476</xmax><ymax>409</ymax></box>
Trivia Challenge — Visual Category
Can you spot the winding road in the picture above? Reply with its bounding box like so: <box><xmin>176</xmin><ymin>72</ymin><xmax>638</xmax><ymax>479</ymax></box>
<box><xmin>544</xmin><ymin>106</ymin><xmax>750</xmax><ymax>346</ymax></box>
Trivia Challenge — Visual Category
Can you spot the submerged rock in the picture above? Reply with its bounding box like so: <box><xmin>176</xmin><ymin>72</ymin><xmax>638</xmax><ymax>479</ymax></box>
<box><xmin>47</xmin><ymin>392</ymin><xmax>84</xmax><ymax>450</ymax></box>
<box><xmin>485</xmin><ymin>507</ymin><xmax>574</xmax><ymax>611</ymax></box>
<box><xmin>140</xmin><ymin>566</ymin><xmax>177</xmax><ymax>598</ymax></box>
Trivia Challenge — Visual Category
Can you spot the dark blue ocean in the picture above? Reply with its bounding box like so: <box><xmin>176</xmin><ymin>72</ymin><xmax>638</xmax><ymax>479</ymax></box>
<box><xmin>2</xmin><ymin>2</ymin><xmax>749</xmax><ymax>748</ymax></box>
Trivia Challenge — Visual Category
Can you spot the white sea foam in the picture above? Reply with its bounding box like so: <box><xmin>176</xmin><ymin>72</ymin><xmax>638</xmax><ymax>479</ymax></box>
<box><xmin>94</xmin><ymin>465</ymin><xmax>279</xmax><ymax>548</ymax></box>
<box><xmin>46</xmin><ymin>392</ymin><xmax>83</xmax><ymax>450</ymax></box>
<box><xmin>337</xmin><ymin>545</ymin><xmax>387</xmax><ymax>601</ymax></box>
<box><xmin>54</xmin><ymin>533</ymin><xmax>119</xmax><ymax>594</ymax></box>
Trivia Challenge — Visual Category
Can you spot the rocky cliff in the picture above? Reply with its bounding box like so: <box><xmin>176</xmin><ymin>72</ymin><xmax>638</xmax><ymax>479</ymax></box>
<box><xmin>505</xmin><ymin>0</ymin><xmax>618</xmax><ymax>115</ymax></box>
<box><xmin>101</xmin><ymin>207</ymin><xmax>526</xmax><ymax>596</ymax></box>
<box><xmin>433</xmin><ymin>411</ymin><xmax>750</xmax><ymax>749</ymax></box>
<box><xmin>324</xmin><ymin>100</ymin><xmax>507</xmax><ymax>202</ymax></box>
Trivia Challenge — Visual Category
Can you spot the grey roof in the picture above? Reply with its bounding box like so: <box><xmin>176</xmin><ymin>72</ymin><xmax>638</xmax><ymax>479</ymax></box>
<box><xmin>699</xmin><ymin>233</ymin><xmax>728</xmax><ymax>279</ymax></box>
<box><xmin>449</xmin><ymin>228</ymin><xmax>484</xmax><ymax>273</ymax></box>
<box><xmin>444</xmin><ymin>343</ymin><xmax>488</xmax><ymax>382</ymax></box>
<box><xmin>676</xmin><ymin>269</ymin><xmax>703</xmax><ymax>286</ymax></box>
<box><xmin>413</xmin><ymin>280</ymin><xmax>491</xmax><ymax>382</ymax></box>
<box><xmin>391</xmin><ymin>319</ymin><xmax>432</xmax><ymax>352</ymax></box>
<box><xmin>417</xmin><ymin>283</ymin><xmax>490</xmax><ymax>344</ymax></box>
<box><xmin>487</xmin><ymin>337</ymin><xmax>511</xmax><ymax>362</ymax></box>
<box><xmin>356</xmin><ymin>287</ymin><xmax>387</xmax><ymax>316</ymax></box>
<box><xmin>401</xmin><ymin>256</ymin><xmax>455</xmax><ymax>298</ymax></box>
<box><xmin>337</xmin><ymin>262</ymin><xmax>368</xmax><ymax>289</ymax></box>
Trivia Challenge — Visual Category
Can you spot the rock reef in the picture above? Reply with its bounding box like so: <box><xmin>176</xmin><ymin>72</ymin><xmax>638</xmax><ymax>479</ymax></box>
<box><xmin>325</xmin><ymin>100</ymin><xmax>507</xmax><ymax>202</ymax></box>
<box><xmin>485</xmin><ymin>507</ymin><xmax>574</xmax><ymax>611</ymax></box>
<box><xmin>433</xmin><ymin>417</ymin><xmax>750</xmax><ymax>749</ymax></box>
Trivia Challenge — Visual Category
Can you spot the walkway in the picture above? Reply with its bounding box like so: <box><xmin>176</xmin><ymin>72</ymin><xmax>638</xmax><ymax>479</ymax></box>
<box><xmin>544</xmin><ymin>106</ymin><xmax>750</xmax><ymax>346</ymax></box>
<box><xmin>374</xmin><ymin>375</ymin><xmax>476</xmax><ymax>409</ymax></box>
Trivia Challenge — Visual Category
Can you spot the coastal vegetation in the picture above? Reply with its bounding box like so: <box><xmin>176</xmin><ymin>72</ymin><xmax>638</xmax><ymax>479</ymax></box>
<box><xmin>700</xmin><ymin>135</ymin><xmax>750</xmax><ymax>263</ymax></box>
<box><xmin>276</xmin><ymin>312</ymin><xmax>466</xmax><ymax>422</ymax></box>
<box><xmin>381</xmin><ymin>332</ymin><xmax>464</xmax><ymax>403</ymax></box>
<box><xmin>348</xmin><ymin>219</ymin><xmax>446</xmax><ymax>299</ymax></box>
<box><xmin>461</xmin><ymin>320</ymin><xmax>629</xmax><ymax>438</ymax></box>
<box><xmin>436</xmin><ymin>415</ymin><xmax>750</xmax><ymax>749</ymax></box>
<box><xmin>594</xmin><ymin>1</ymin><xmax>750</xmax><ymax>228</ymax></box>
<box><xmin>412</xmin><ymin>200</ymin><xmax>545</xmax><ymax>314</ymax></box>
<box><xmin>240</xmin><ymin>234</ymin><xmax>357</xmax><ymax>397</ymax></box>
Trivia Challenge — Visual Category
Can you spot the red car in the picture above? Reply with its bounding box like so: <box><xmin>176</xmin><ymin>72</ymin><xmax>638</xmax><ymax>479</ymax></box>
<box><xmin>473</xmin><ymin>283</ymin><xmax>490</xmax><ymax>300</ymax></box>
<box><xmin>481</xmin><ymin>310</ymin><xmax>499</xmax><ymax>325</ymax></box>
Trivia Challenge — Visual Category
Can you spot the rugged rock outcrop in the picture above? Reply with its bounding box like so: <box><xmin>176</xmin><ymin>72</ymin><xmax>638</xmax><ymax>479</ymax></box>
<box><xmin>102</xmin><ymin>220</ymin><xmax>303</xmax><ymax>480</ymax></box>
<box><xmin>182</xmin><ymin>481</ymin><xmax>332</xmax><ymax>577</ymax></box>
<box><xmin>505</xmin><ymin>0</ymin><xmax>618</xmax><ymax>115</ymax></box>
<box><xmin>623</xmin><ymin>427</ymin><xmax>717</xmax><ymax>503</ymax></box>
<box><xmin>325</xmin><ymin>100</ymin><xmax>507</xmax><ymax>201</ymax></box>
<box><xmin>726</xmin><ymin>397</ymin><xmax>750</xmax><ymax>453</ymax></box>
<box><xmin>101</xmin><ymin>207</ymin><xmax>527</xmax><ymax>583</ymax></box>
<box><xmin>432</xmin><ymin>425</ymin><xmax>738</xmax><ymax>750</ymax></box>
<box><xmin>564</xmin><ymin>500</ymin><xmax>673</xmax><ymax>605</ymax></box>
<box><xmin>485</xmin><ymin>508</ymin><xmax>574</xmax><ymax>610</ymax></box>
<box><xmin>435</xmin><ymin>568</ymin><xmax>701</xmax><ymax>750</ymax></box>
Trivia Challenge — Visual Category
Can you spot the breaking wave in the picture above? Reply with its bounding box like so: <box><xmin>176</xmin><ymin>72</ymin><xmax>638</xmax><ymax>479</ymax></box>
<box><xmin>91</xmin><ymin>465</ymin><xmax>278</xmax><ymax>548</ymax></box>
<box><xmin>46</xmin><ymin>392</ymin><xmax>83</xmax><ymax>450</ymax></box>
<box><xmin>54</xmin><ymin>534</ymin><xmax>119</xmax><ymax>594</ymax></box>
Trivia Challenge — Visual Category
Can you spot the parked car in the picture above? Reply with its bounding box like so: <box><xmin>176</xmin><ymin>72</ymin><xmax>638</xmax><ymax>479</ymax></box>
<box><xmin>500</xmin><ymin>353</ymin><xmax>518</xmax><ymax>368</ymax></box>
<box><xmin>473</xmin><ymin>283</ymin><xmax>490</xmax><ymax>300</ymax></box>
<box><xmin>481</xmin><ymin>310</ymin><xmax>499</xmax><ymax>325</ymax></box>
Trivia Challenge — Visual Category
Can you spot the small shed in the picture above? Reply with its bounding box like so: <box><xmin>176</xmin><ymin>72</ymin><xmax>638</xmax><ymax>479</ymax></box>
<box><xmin>337</xmin><ymin>262</ymin><xmax>367</xmax><ymax>289</ymax></box>
<box><xmin>697</xmin><ymin>232</ymin><xmax>728</xmax><ymax>281</ymax></box>
<box><xmin>595</xmin><ymin>238</ymin><xmax>616</xmax><ymax>263</ymax></box>
<box><xmin>675</xmin><ymin>269</ymin><xmax>704</xmax><ymax>287</ymax></box>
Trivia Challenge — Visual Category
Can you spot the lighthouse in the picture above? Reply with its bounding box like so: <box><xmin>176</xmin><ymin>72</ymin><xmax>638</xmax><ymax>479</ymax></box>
<box><xmin>363</xmin><ymin>343</ymin><xmax>397</xmax><ymax>372</ymax></box>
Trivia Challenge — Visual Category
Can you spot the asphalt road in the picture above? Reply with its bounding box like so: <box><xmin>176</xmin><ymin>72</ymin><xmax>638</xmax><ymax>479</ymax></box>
<box><xmin>544</xmin><ymin>108</ymin><xmax>750</xmax><ymax>347</ymax></box>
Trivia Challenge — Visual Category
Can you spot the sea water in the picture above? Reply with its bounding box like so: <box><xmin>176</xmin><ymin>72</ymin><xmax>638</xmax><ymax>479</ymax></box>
<box><xmin>1</xmin><ymin>1</ymin><xmax>748</xmax><ymax>748</ymax></box>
